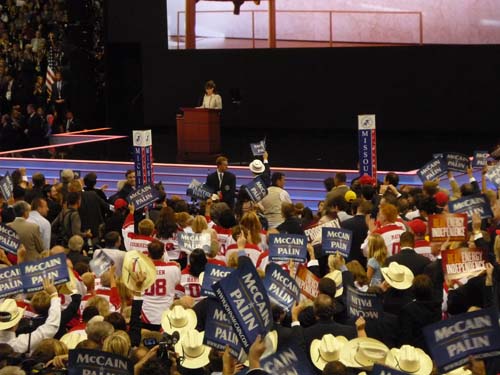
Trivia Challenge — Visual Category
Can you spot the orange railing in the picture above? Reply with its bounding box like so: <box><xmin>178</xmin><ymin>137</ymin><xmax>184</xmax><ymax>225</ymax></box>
<box><xmin>175</xmin><ymin>9</ymin><xmax>423</xmax><ymax>48</ymax></box>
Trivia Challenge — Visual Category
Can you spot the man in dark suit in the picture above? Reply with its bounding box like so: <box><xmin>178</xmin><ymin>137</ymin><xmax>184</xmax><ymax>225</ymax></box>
<box><xmin>385</xmin><ymin>231</ymin><xmax>430</xmax><ymax>276</ymax></box>
<box><xmin>64</xmin><ymin>110</ymin><xmax>79</xmax><ymax>133</ymax></box>
<box><xmin>205</xmin><ymin>156</ymin><xmax>236</xmax><ymax>208</ymax></box>
<box><xmin>342</xmin><ymin>199</ymin><xmax>372</xmax><ymax>268</ymax></box>
<box><xmin>50</xmin><ymin>71</ymin><xmax>69</xmax><ymax>127</ymax></box>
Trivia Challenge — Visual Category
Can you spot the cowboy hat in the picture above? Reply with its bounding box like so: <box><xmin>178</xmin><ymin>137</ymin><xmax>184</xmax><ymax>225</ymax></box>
<box><xmin>241</xmin><ymin>330</ymin><xmax>278</xmax><ymax>367</ymax></box>
<box><xmin>174</xmin><ymin>329</ymin><xmax>210</xmax><ymax>369</ymax></box>
<box><xmin>443</xmin><ymin>367</ymin><xmax>472</xmax><ymax>375</ymax></box>
<box><xmin>249</xmin><ymin>159</ymin><xmax>265</xmax><ymax>174</ymax></box>
<box><xmin>60</xmin><ymin>332</ymin><xmax>86</xmax><ymax>349</ymax></box>
<box><xmin>386</xmin><ymin>345</ymin><xmax>433</xmax><ymax>375</ymax></box>
<box><xmin>381</xmin><ymin>262</ymin><xmax>414</xmax><ymax>290</ymax></box>
<box><xmin>161</xmin><ymin>305</ymin><xmax>197</xmax><ymax>334</ymax></box>
<box><xmin>324</xmin><ymin>270</ymin><xmax>344</xmax><ymax>298</ymax></box>
<box><xmin>0</xmin><ymin>299</ymin><xmax>25</xmax><ymax>331</ymax></box>
<box><xmin>340</xmin><ymin>337</ymin><xmax>392</xmax><ymax>369</ymax></box>
<box><xmin>310</xmin><ymin>334</ymin><xmax>348</xmax><ymax>370</ymax></box>
<box><xmin>121</xmin><ymin>250</ymin><xmax>156</xmax><ymax>292</ymax></box>
<box><xmin>59</xmin><ymin>267</ymin><xmax>85</xmax><ymax>295</ymax></box>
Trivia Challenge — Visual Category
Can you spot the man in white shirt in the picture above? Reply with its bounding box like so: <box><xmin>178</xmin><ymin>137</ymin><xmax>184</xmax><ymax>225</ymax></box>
<box><xmin>258</xmin><ymin>172</ymin><xmax>291</xmax><ymax>228</ymax></box>
<box><xmin>27</xmin><ymin>198</ymin><xmax>51</xmax><ymax>250</ymax></box>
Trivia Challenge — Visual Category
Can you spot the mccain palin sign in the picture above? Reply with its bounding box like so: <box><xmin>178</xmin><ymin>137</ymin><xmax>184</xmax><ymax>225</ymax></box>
<box><xmin>268</xmin><ymin>234</ymin><xmax>308</xmax><ymax>263</ymax></box>
<box><xmin>68</xmin><ymin>349</ymin><xmax>132</xmax><ymax>375</ymax></box>
<box><xmin>321</xmin><ymin>227</ymin><xmax>352</xmax><ymax>257</ymax></box>
<box><xmin>204</xmin><ymin>298</ymin><xmax>242</xmax><ymax>358</ymax></box>
<box><xmin>20</xmin><ymin>254</ymin><xmax>70</xmax><ymax>293</ymax></box>
<box><xmin>448</xmin><ymin>194</ymin><xmax>493</xmax><ymax>222</ymax></box>
<box><xmin>263</xmin><ymin>263</ymin><xmax>300</xmax><ymax>312</ymax></box>
<box><xmin>127</xmin><ymin>183</ymin><xmax>160</xmax><ymax>210</ymax></box>
<box><xmin>201</xmin><ymin>264</ymin><xmax>234</xmax><ymax>297</ymax></box>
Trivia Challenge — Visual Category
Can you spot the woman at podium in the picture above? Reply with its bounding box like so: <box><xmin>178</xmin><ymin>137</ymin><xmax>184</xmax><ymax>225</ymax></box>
<box><xmin>199</xmin><ymin>80</ymin><xmax>222</xmax><ymax>110</ymax></box>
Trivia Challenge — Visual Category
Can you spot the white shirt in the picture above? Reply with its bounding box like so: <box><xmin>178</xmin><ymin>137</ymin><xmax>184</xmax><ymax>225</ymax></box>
<box><xmin>27</xmin><ymin>210</ymin><xmax>51</xmax><ymax>251</ymax></box>
<box><xmin>201</xmin><ymin>94</ymin><xmax>222</xmax><ymax>109</ymax></box>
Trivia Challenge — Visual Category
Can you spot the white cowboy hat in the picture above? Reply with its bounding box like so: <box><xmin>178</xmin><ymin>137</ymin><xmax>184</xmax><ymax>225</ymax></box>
<box><xmin>242</xmin><ymin>330</ymin><xmax>278</xmax><ymax>366</ymax></box>
<box><xmin>161</xmin><ymin>305</ymin><xmax>198</xmax><ymax>334</ymax></box>
<box><xmin>310</xmin><ymin>334</ymin><xmax>348</xmax><ymax>370</ymax></box>
<box><xmin>60</xmin><ymin>332</ymin><xmax>86</xmax><ymax>349</ymax></box>
<box><xmin>386</xmin><ymin>345</ymin><xmax>433</xmax><ymax>375</ymax></box>
<box><xmin>174</xmin><ymin>329</ymin><xmax>210</xmax><ymax>369</ymax></box>
<box><xmin>0</xmin><ymin>299</ymin><xmax>25</xmax><ymax>331</ymax></box>
<box><xmin>381</xmin><ymin>262</ymin><xmax>414</xmax><ymax>290</ymax></box>
<box><xmin>324</xmin><ymin>270</ymin><xmax>344</xmax><ymax>298</ymax></box>
<box><xmin>340</xmin><ymin>337</ymin><xmax>392</xmax><ymax>369</ymax></box>
<box><xmin>121</xmin><ymin>250</ymin><xmax>156</xmax><ymax>292</ymax></box>
<box><xmin>249</xmin><ymin>159</ymin><xmax>265</xmax><ymax>174</ymax></box>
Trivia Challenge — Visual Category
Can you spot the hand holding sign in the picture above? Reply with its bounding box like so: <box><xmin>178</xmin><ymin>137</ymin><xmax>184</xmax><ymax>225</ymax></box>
<box><xmin>43</xmin><ymin>276</ymin><xmax>57</xmax><ymax>295</ymax></box>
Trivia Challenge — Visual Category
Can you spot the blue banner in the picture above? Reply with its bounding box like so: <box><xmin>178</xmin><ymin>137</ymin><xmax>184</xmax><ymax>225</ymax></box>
<box><xmin>243</xmin><ymin>176</ymin><xmax>268</xmax><ymax>203</ymax></box>
<box><xmin>263</xmin><ymin>263</ymin><xmax>300</xmax><ymax>312</ymax></box>
<box><xmin>472</xmin><ymin>151</ymin><xmax>489</xmax><ymax>168</ymax></box>
<box><xmin>68</xmin><ymin>349</ymin><xmax>132</xmax><ymax>375</ymax></box>
<box><xmin>268</xmin><ymin>234</ymin><xmax>308</xmax><ymax>263</ymax></box>
<box><xmin>201</xmin><ymin>264</ymin><xmax>234</xmax><ymax>297</ymax></box>
<box><xmin>358</xmin><ymin>114</ymin><xmax>377</xmax><ymax>179</ymax></box>
<box><xmin>186</xmin><ymin>179</ymin><xmax>214</xmax><ymax>201</ymax></box>
<box><xmin>346</xmin><ymin>286</ymin><xmax>383</xmax><ymax>320</ymax></box>
<box><xmin>0</xmin><ymin>265</ymin><xmax>22</xmax><ymax>298</ymax></box>
<box><xmin>417</xmin><ymin>157</ymin><xmax>448</xmax><ymax>182</ymax></box>
<box><xmin>213</xmin><ymin>260</ymin><xmax>272</xmax><ymax>352</ymax></box>
<box><xmin>261</xmin><ymin>343</ymin><xmax>316</xmax><ymax>375</ymax></box>
<box><xmin>250</xmin><ymin>139</ymin><xmax>266</xmax><ymax>156</ymax></box>
<box><xmin>423</xmin><ymin>307</ymin><xmax>500</xmax><ymax>373</ymax></box>
<box><xmin>321</xmin><ymin>228</ymin><xmax>353</xmax><ymax>257</ymax></box>
<box><xmin>372</xmin><ymin>364</ymin><xmax>408</xmax><ymax>375</ymax></box>
<box><xmin>448</xmin><ymin>194</ymin><xmax>493</xmax><ymax>222</ymax></box>
<box><xmin>0</xmin><ymin>223</ymin><xmax>20</xmax><ymax>254</ymax></box>
<box><xmin>204</xmin><ymin>298</ymin><xmax>242</xmax><ymax>357</ymax></box>
<box><xmin>20</xmin><ymin>254</ymin><xmax>70</xmax><ymax>293</ymax></box>
<box><xmin>486</xmin><ymin>164</ymin><xmax>500</xmax><ymax>188</ymax></box>
<box><xmin>0</xmin><ymin>172</ymin><xmax>13</xmax><ymax>200</ymax></box>
<box><xmin>445</xmin><ymin>153</ymin><xmax>470</xmax><ymax>173</ymax></box>
<box><xmin>127</xmin><ymin>183</ymin><xmax>160</xmax><ymax>210</ymax></box>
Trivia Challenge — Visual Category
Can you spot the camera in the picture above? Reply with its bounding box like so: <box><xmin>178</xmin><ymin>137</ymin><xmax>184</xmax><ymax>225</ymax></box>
<box><xmin>157</xmin><ymin>331</ymin><xmax>180</xmax><ymax>360</ymax></box>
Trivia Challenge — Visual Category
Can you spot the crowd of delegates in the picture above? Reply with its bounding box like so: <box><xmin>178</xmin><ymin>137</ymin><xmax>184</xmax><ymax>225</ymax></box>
<box><xmin>0</xmin><ymin>154</ymin><xmax>499</xmax><ymax>375</ymax></box>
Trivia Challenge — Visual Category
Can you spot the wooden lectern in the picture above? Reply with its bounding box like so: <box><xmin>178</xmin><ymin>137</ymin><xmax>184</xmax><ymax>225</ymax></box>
<box><xmin>176</xmin><ymin>108</ymin><xmax>221</xmax><ymax>162</ymax></box>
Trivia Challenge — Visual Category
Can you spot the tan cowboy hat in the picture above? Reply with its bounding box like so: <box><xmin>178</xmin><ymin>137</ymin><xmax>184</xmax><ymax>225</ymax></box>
<box><xmin>386</xmin><ymin>345</ymin><xmax>433</xmax><ymax>375</ymax></box>
<box><xmin>242</xmin><ymin>330</ymin><xmax>278</xmax><ymax>367</ymax></box>
<box><xmin>174</xmin><ymin>329</ymin><xmax>210</xmax><ymax>369</ymax></box>
<box><xmin>381</xmin><ymin>262</ymin><xmax>414</xmax><ymax>290</ymax></box>
<box><xmin>310</xmin><ymin>334</ymin><xmax>348</xmax><ymax>370</ymax></box>
<box><xmin>60</xmin><ymin>332</ymin><xmax>86</xmax><ymax>349</ymax></box>
<box><xmin>249</xmin><ymin>159</ymin><xmax>265</xmax><ymax>174</ymax></box>
<box><xmin>58</xmin><ymin>267</ymin><xmax>80</xmax><ymax>295</ymax></box>
<box><xmin>161</xmin><ymin>305</ymin><xmax>197</xmax><ymax>334</ymax></box>
<box><xmin>444</xmin><ymin>367</ymin><xmax>472</xmax><ymax>375</ymax></box>
<box><xmin>121</xmin><ymin>250</ymin><xmax>156</xmax><ymax>292</ymax></box>
<box><xmin>0</xmin><ymin>299</ymin><xmax>25</xmax><ymax>331</ymax></box>
<box><xmin>340</xmin><ymin>337</ymin><xmax>393</xmax><ymax>369</ymax></box>
<box><xmin>324</xmin><ymin>270</ymin><xmax>344</xmax><ymax>298</ymax></box>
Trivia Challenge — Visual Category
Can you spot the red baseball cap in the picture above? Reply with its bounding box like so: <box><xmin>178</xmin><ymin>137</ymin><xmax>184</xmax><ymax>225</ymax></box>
<box><xmin>407</xmin><ymin>219</ymin><xmax>427</xmax><ymax>236</ymax></box>
<box><xmin>434</xmin><ymin>191</ymin><xmax>449</xmax><ymax>206</ymax></box>
<box><xmin>114</xmin><ymin>198</ymin><xmax>128</xmax><ymax>210</ymax></box>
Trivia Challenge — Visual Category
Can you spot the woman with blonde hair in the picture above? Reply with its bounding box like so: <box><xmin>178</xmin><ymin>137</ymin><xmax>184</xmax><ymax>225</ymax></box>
<box><xmin>85</xmin><ymin>295</ymin><xmax>110</xmax><ymax>317</ymax></box>
<box><xmin>103</xmin><ymin>331</ymin><xmax>131</xmax><ymax>357</ymax></box>
<box><xmin>240</xmin><ymin>211</ymin><xmax>267</xmax><ymax>250</ymax></box>
<box><xmin>366</xmin><ymin>233</ymin><xmax>388</xmax><ymax>286</ymax></box>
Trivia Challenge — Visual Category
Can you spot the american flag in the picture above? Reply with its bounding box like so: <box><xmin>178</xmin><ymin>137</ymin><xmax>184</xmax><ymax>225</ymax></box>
<box><xmin>46</xmin><ymin>47</ymin><xmax>56</xmax><ymax>97</ymax></box>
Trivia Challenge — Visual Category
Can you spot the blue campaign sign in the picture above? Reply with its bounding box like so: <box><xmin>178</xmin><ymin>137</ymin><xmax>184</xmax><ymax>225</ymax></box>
<box><xmin>127</xmin><ymin>183</ymin><xmax>160</xmax><ymax>210</ymax></box>
<box><xmin>68</xmin><ymin>349</ymin><xmax>132</xmax><ymax>375</ymax></box>
<box><xmin>445</xmin><ymin>153</ymin><xmax>470</xmax><ymax>173</ymax></box>
<box><xmin>261</xmin><ymin>343</ymin><xmax>316</xmax><ymax>375</ymax></box>
<box><xmin>0</xmin><ymin>265</ymin><xmax>23</xmax><ymax>298</ymax></box>
<box><xmin>372</xmin><ymin>364</ymin><xmax>408</xmax><ymax>375</ymax></box>
<box><xmin>186</xmin><ymin>179</ymin><xmax>214</xmax><ymax>200</ymax></box>
<box><xmin>250</xmin><ymin>139</ymin><xmax>266</xmax><ymax>156</ymax></box>
<box><xmin>448</xmin><ymin>194</ymin><xmax>493</xmax><ymax>222</ymax></box>
<box><xmin>201</xmin><ymin>264</ymin><xmax>234</xmax><ymax>297</ymax></box>
<box><xmin>321</xmin><ymin>227</ymin><xmax>353</xmax><ymax>257</ymax></box>
<box><xmin>346</xmin><ymin>286</ymin><xmax>383</xmax><ymax>320</ymax></box>
<box><xmin>268</xmin><ymin>234</ymin><xmax>308</xmax><ymax>263</ymax></box>
<box><xmin>213</xmin><ymin>259</ymin><xmax>272</xmax><ymax>352</ymax></box>
<box><xmin>243</xmin><ymin>176</ymin><xmax>268</xmax><ymax>202</ymax></box>
<box><xmin>417</xmin><ymin>157</ymin><xmax>448</xmax><ymax>182</ymax></box>
<box><xmin>204</xmin><ymin>298</ymin><xmax>242</xmax><ymax>358</ymax></box>
<box><xmin>0</xmin><ymin>172</ymin><xmax>13</xmax><ymax>200</ymax></box>
<box><xmin>486</xmin><ymin>164</ymin><xmax>500</xmax><ymax>188</ymax></box>
<box><xmin>472</xmin><ymin>151</ymin><xmax>489</xmax><ymax>168</ymax></box>
<box><xmin>20</xmin><ymin>254</ymin><xmax>70</xmax><ymax>293</ymax></box>
<box><xmin>263</xmin><ymin>263</ymin><xmax>300</xmax><ymax>312</ymax></box>
<box><xmin>0</xmin><ymin>223</ymin><xmax>20</xmax><ymax>254</ymax></box>
<box><xmin>423</xmin><ymin>307</ymin><xmax>500</xmax><ymax>373</ymax></box>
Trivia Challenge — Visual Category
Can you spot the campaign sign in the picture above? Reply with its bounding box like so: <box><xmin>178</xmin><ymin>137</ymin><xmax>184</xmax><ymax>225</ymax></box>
<box><xmin>472</xmin><ymin>151</ymin><xmax>489</xmax><ymax>168</ymax></box>
<box><xmin>89</xmin><ymin>251</ymin><xmax>113</xmax><ymax>277</ymax></box>
<box><xmin>448</xmin><ymin>194</ymin><xmax>493</xmax><ymax>222</ymax></box>
<box><xmin>0</xmin><ymin>223</ymin><xmax>20</xmax><ymax>254</ymax></box>
<box><xmin>372</xmin><ymin>364</ymin><xmax>408</xmax><ymax>375</ymax></box>
<box><xmin>0</xmin><ymin>172</ymin><xmax>13</xmax><ymax>200</ymax></box>
<box><xmin>178</xmin><ymin>232</ymin><xmax>211</xmax><ymax>253</ymax></box>
<box><xmin>213</xmin><ymin>259</ymin><xmax>272</xmax><ymax>352</ymax></box>
<box><xmin>250</xmin><ymin>139</ymin><xmax>266</xmax><ymax>156</ymax></box>
<box><xmin>127</xmin><ymin>183</ymin><xmax>160</xmax><ymax>210</ymax></box>
<box><xmin>294</xmin><ymin>264</ymin><xmax>319</xmax><ymax>301</ymax></box>
<box><xmin>321</xmin><ymin>227</ymin><xmax>353</xmax><ymax>257</ymax></box>
<box><xmin>261</xmin><ymin>343</ymin><xmax>316</xmax><ymax>375</ymax></box>
<box><xmin>445</xmin><ymin>152</ymin><xmax>470</xmax><ymax>173</ymax></box>
<box><xmin>68</xmin><ymin>349</ymin><xmax>132</xmax><ymax>375</ymax></box>
<box><xmin>0</xmin><ymin>265</ymin><xmax>23</xmax><ymax>298</ymax></box>
<box><xmin>423</xmin><ymin>307</ymin><xmax>500</xmax><ymax>373</ymax></box>
<box><xmin>263</xmin><ymin>263</ymin><xmax>300</xmax><ymax>312</ymax></box>
<box><xmin>201</xmin><ymin>264</ymin><xmax>233</xmax><ymax>297</ymax></box>
<box><xmin>358</xmin><ymin>114</ymin><xmax>377</xmax><ymax>179</ymax></box>
<box><xmin>268</xmin><ymin>234</ymin><xmax>307</xmax><ymax>263</ymax></box>
<box><xmin>186</xmin><ymin>179</ymin><xmax>214</xmax><ymax>201</ymax></box>
<box><xmin>204</xmin><ymin>298</ymin><xmax>242</xmax><ymax>357</ymax></box>
<box><xmin>93</xmin><ymin>249</ymin><xmax>125</xmax><ymax>277</ymax></box>
<box><xmin>20</xmin><ymin>254</ymin><xmax>70</xmax><ymax>293</ymax></box>
<box><xmin>441</xmin><ymin>247</ymin><xmax>486</xmax><ymax>285</ymax></box>
<box><xmin>243</xmin><ymin>176</ymin><xmax>268</xmax><ymax>203</ymax></box>
<box><xmin>417</xmin><ymin>157</ymin><xmax>447</xmax><ymax>182</ymax></box>
<box><xmin>428</xmin><ymin>214</ymin><xmax>468</xmax><ymax>242</ymax></box>
<box><xmin>346</xmin><ymin>286</ymin><xmax>383</xmax><ymax>320</ymax></box>
<box><xmin>486</xmin><ymin>164</ymin><xmax>500</xmax><ymax>188</ymax></box>
<box><xmin>304</xmin><ymin>219</ymin><xmax>340</xmax><ymax>245</ymax></box>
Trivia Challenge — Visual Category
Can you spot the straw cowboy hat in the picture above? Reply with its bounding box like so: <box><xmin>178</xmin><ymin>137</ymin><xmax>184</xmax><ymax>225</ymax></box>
<box><xmin>249</xmin><ymin>159</ymin><xmax>265</xmax><ymax>174</ymax></box>
<box><xmin>0</xmin><ymin>299</ymin><xmax>25</xmax><ymax>331</ymax></box>
<box><xmin>386</xmin><ymin>345</ymin><xmax>433</xmax><ymax>375</ymax></box>
<box><xmin>310</xmin><ymin>334</ymin><xmax>349</xmax><ymax>370</ymax></box>
<box><xmin>340</xmin><ymin>337</ymin><xmax>393</xmax><ymax>369</ymax></box>
<box><xmin>60</xmin><ymin>332</ymin><xmax>86</xmax><ymax>349</ymax></box>
<box><xmin>444</xmin><ymin>367</ymin><xmax>472</xmax><ymax>375</ymax></box>
<box><xmin>381</xmin><ymin>262</ymin><xmax>414</xmax><ymax>290</ymax></box>
<box><xmin>121</xmin><ymin>250</ymin><xmax>156</xmax><ymax>292</ymax></box>
<box><xmin>174</xmin><ymin>329</ymin><xmax>210</xmax><ymax>369</ymax></box>
<box><xmin>324</xmin><ymin>270</ymin><xmax>344</xmax><ymax>298</ymax></box>
<box><xmin>242</xmin><ymin>330</ymin><xmax>278</xmax><ymax>367</ymax></box>
<box><xmin>161</xmin><ymin>305</ymin><xmax>197</xmax><ymax>334</ymax></box>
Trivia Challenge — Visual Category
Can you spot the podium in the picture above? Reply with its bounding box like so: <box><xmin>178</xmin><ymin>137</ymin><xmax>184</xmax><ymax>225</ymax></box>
<box><xmin>176</xmin><ymin>108</ymin><xmax>221</xmax><ymax>162</ymax></box>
